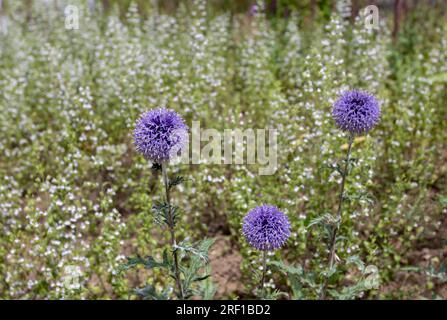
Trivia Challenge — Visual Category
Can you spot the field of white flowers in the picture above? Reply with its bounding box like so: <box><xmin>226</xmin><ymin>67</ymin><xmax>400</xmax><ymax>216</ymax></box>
<box><xmin>0</xmin><ymin>0</ymin><xmax>446</xmax><ymax>300</ymax></box>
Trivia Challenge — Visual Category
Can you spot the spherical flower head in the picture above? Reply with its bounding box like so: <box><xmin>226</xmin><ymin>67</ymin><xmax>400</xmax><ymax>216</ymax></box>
<box><xmin>242</xmin><ymin>205</ymin><xmax>291</xmax><ymax>251</ymax></box>
<box><xmin>134</xmin><ymin>108</ymin><xmax>188</xmax><ymax>163</ymax></box>
<box><xmin>332</xmin><ymin>90</ymin><xmax>380</xmax><ymax>134</ymax></box>
<box><xmin>249</xmin><ymin>4</ymin><xmax>258</xmax><ymax>16</ymax></box>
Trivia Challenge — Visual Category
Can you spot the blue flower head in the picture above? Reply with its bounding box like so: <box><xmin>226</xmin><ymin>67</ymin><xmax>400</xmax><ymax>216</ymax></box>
<box><xmin>242</xmin><ymin>205</ymin><xmax>291</xmax><ymax>251</ymax></box>
<box><xmin>134</xmin><ymin>108</ymin><xmax>188</xmax><ymax>163</ymax></box>
<box><xmin>332</xmin><ymin>90</ymin><xmax>380</xmax><ymax>134</ymax></box>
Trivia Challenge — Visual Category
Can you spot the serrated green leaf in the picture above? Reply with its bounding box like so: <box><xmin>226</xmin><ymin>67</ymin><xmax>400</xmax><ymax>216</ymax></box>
<box><xmin>196</xmin><ymin>277</ymin><xmax>217</xmax><ymax>300</ymax></box>
<box><xmin>152</xmin><ymin>201</ymin><xmax>179</xmax><ymax>227</ymax></box>
<box><xmin>289</xmin><ymin>274</ymin><xmax>304</xmax><ymax>299</ymax></box>
<box><xmin>269</xmin><ymin>260</ymin><xmax>303</xmax><ymax>275</ymax></box>
<box><xmin>307</xmin><ymin>213</ymin><xmax>339</xmax><ymax>229</ymax></box>
<box><xmin>439</xmin><ymin>196</ymin><xmax>447</xmax><ymax>207</ymax></box>
<box><xmin>176</xmin><ymin>238</ymin><xmax>215</xmax><ymax>263</ymax></box>
<box><xmin>134</xmin><ymin>285</ymin><xmax>168</xmax><ymax>300</ymax></box>
<box><xmin>193</xmin><ymin>274</ymin><xmax>211</xmax><ymax>282</ymax></box>
<box><xmin>168</xmin><ymin>175</ymin><xmax>186</xmax><ymax>190</ymax></box>
<box><xmin>270</xmin><ymin>260</ymin><xmax>317</xmax><ymax>298</ymax></box>
<box><xmin>178</xmin><ymin>238</ymin><xmax>215</xmax><ymax>298</ymax></box>
<box><xmin>120</xmin><ymin>253</ymin><xmax>170</xmax><ymax>271</ymax></box>
<box><xmin>346</xmin><ymin>255</ymin><xmax>365</xmax><ymax>273</ymax></box>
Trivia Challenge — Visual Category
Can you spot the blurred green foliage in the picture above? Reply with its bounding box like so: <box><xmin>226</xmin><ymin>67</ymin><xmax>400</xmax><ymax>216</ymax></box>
<box><xmin>0</xmin><ymin>0</ymin><xmax>446</xmax><ymax>299</ymax></box>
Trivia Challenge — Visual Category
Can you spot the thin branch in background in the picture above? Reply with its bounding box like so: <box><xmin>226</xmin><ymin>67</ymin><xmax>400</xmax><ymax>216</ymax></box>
<box><xmin>310</xmin><ymin>0</ymin><xmax>317</xmax><ymax>21</ymax></box>
<box><xmin>350</xmin><ymin>0</ymin><xmax>360</xmax><ymax>23</ymax></box>
<box><xmin>393</xmin><ymin>0</ymin><xmax>402</xmax><ymax>41</ymax></box>
<box><xmin>25</xmin><ymin>0</ymin><xmax>32</xmax><ymax>23</ymax></box>
<box><xmin>101</xmin><ymin>0</ymin><xmax>110</xmax><ymax>12</ymax></box>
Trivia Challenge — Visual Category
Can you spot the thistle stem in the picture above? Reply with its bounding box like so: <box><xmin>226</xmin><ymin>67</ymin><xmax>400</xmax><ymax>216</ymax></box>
<box><xmin>320</xmin><ymin>134</ymin><xmax>354</xmax><ymax>300</ymax></box>
<box><xmin>259</xmin><ymin>250</ymin><xmax>267</xmax><ymax>298</ymax></box>
<box><xmin>161</xmin><ymin>162</ymin><xmax>184</xmax><ymax>299</ymax></box>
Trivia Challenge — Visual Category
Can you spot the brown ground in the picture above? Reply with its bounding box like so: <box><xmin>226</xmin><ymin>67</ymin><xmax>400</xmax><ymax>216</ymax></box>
<box><xmin>209</xmin><ymin>235</ymin><xmax>244</xmax><ymax>298</ymax></box>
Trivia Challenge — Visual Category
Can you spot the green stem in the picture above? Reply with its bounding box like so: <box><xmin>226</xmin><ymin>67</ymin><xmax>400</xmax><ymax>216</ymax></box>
<box><xmin>161</xmin><ymin>162</ymin><xmax>184</xmax><ymax>299</ymax></box>
<box><xmin>259</xmin><ymin>250</ymin><xmax>267</xmax><ymax>298</ymax></box>
<box><xmin>320</xmin><ymin>134</ymin><xmax>354</xmax><ymax>300</ymax></box>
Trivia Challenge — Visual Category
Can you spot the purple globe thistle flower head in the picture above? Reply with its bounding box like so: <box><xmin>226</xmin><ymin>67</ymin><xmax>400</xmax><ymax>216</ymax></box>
<box><xmin>249</xmin><ymin>4</ymin><xmax>259</xmax><ymax>16</ymax></box>
<box><xmin>242</xmin><ymin>205</ymin><xmax>291</xmax><ymax>251</ymax></box>
<box><xmin>332</xmin><ymin>90</ymin><xmax>380</xmax><ymax>134</ymax></box>
<box><xmin>134</xmin><ymin>108</ymin><xmax>188</xmax><ymax>163</ymax></box>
